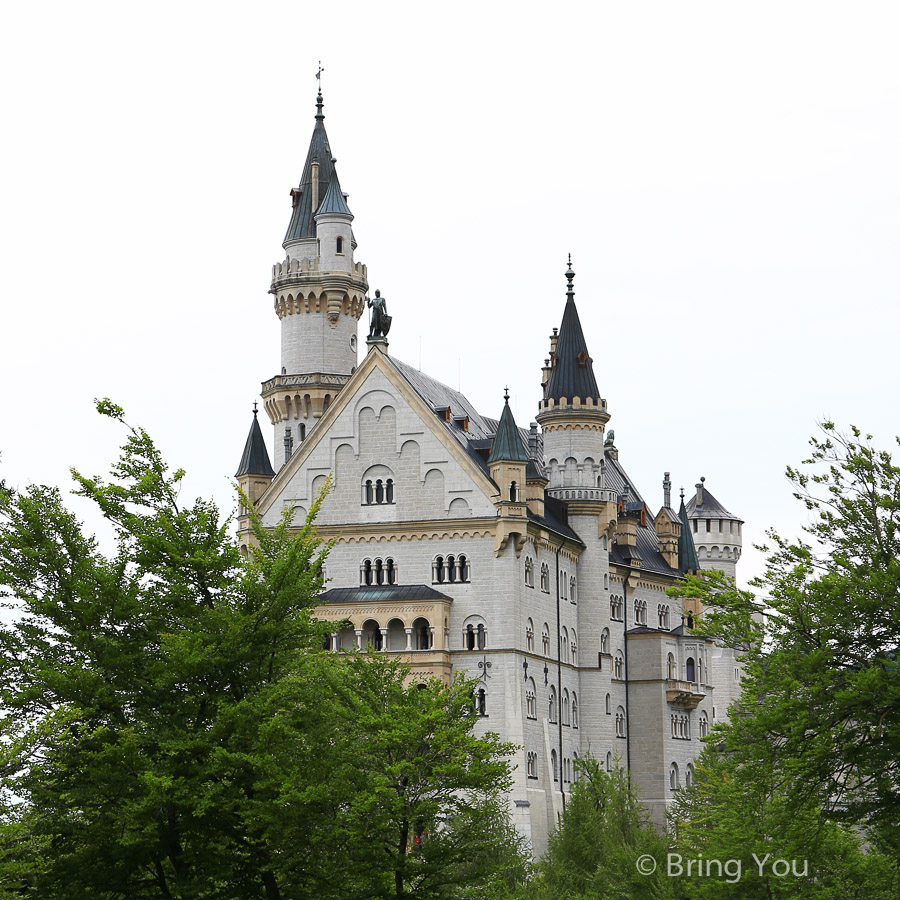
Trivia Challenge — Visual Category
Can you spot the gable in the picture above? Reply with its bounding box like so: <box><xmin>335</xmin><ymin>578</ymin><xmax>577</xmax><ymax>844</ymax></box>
<box><xmin>258</xmin><ymin>349</ymin><xmax>500</xmax><ymax>528</ymax></box>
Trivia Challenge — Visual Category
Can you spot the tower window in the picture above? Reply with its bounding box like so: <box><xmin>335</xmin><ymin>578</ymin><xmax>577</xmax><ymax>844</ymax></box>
<box><xmin>336</xmin><ymin>236</ymin><xmax>344</xmax><ymax>254</ymax></box>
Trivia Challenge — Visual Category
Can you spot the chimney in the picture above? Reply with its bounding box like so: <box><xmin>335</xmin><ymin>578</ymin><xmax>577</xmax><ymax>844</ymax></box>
<box><xmin>284</xmin><ymin>427</ymin><xmax>294</xmax><ymax>462</ymax></box>
<box><xmin>311</xmin><ymin>159</ymin><xmax>319</xmax><ymax>212</ymax></box>
<box><xmin>663</xmin><ymin>472</ymin><xmax>672</xmax><ymax>508</ymax></box>
<box><xmin>549</xmin><ymin>327</ymin><xmax>559</xmax><ymax>355</ymax></box>
<box><xmin>695</xmin><ymin>477</ymin><xmax>705</xmax><ymax>506</ymax></box>
<box><xmin>528</xmin><ymin>422</ymin><xmax>539</xmax><ymax>459</ymax></box>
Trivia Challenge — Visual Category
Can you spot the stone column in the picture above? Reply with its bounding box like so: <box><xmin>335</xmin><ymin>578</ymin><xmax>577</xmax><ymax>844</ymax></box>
<box><xmin>380</xmin><ymin>628</ymin><xmax>389</xmax><ymax>651</ymax></box>
<box><xmin>330</xmin><ymin>632</ymin><xmax>339</xmax><ymax>653</ymax></box>
<box><xmin>429</xmin><ymin>626</ymin><xmax>436</xmax><ymax>649</ymax></box>
<box><xmin>405</xmin><ymin>627</ymin><xmax>413</xmax><ymax>651</ymax></box>
<box><xmin>355</xmin><ymin>629</ymin><xmax>363</xmax><ymax>650</ymax></box>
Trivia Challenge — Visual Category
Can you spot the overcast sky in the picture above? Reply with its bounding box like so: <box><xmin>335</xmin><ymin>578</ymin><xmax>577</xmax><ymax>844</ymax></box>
<box><xmin>2</xmin><ymin>2</ymin><xmax>898</xmax><ymax>586</ymax></box>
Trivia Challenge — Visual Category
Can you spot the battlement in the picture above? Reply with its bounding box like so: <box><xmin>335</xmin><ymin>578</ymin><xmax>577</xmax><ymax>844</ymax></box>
<box><xmin>271</xmin><ymin>257</ymin><xmax>368</xmax><ymax>290</ymax></box>
<box><xmin>546</xmin><ymin>487</ymin><xmax>617</xmax><ymax>503</ymax></box>
<box><xmin>539</xmin><ymin>396</ymin><xmax>608</xmax><ymax>412</ymax></box>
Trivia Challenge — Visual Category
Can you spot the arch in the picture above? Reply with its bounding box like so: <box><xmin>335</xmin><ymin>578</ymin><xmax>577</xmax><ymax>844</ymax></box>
<box><xmin>525</xmin><ymin>618</ymin><xmax>534</xmax><ymax>652</ymax></box>
<box><xmin>462</xmin><ymin>615</ymin><xmax>486</xmax><ymax>651</ymax></box>
<box><xmin>667</xmin><ymin>652</ymin><xmax>676</xmax><ymax>680</ymax></box>
<box><xmin>362</xmin><ymin>618</ymin><xmax>382</xmax><ymax>651</ymax></box>
<box><xmin>670</xmin><ymin>762</ymin><xmax>680</xmax><ymax>791</ymax></box>
<box><xmin>548</xmin><ymin>686</ymin><xmax>558</xmax><ymax>723</ymax></box>
<box><xmin>570</xmin><ymin>629</ymin><xmax>577</xmax><ymax>664</ymax></box>
<box><xmin>615</xmin><ymin>706</ymin><xmax>626</xmax><ymax>737</ymax></box>
<box><xmin>686</xmin><ymin>656</ymin><xmax>696</xmax><ymax>683</ymax></box>
<box><xmin>540</xmin><ymin>563</ymin><xmax>550</xmax><ymax>593</ymax></box>
<box><xmin>605</xmin><ymin>692</ymin><xmax>611</xmax><ymax>715</ymax></box>
<box><xmin>387</xmin><ymin>617</ymin><xmax>406</xmax><ymax>651</ymax></box>
<box><xmin>541</xmin><ymin>623</ymin><xmax>550</xmax><ymax>657</ymax></box>
<box><xmin>551</xmin><ymin>749</ymin><xmax>558</xmax><ymax>782</ymax></box>
<box><xmin>525</xmin><ymin>677</ymin><xmax>537</xmax><ymax>719</ymax></box>
<box><xmin>606</xmin><ymin>751</ymin><xmax>612</xmax><ymax>773</ymax></box>
<box><xmin>614</xmin><ymin>652</ymin><xmax>624</xmax><ymax>680</ymax></box>
<box><xmin>361</xmin><ymin>558</ymin><xmax>373</xmax><ymax>586</ymax></box>
<box><xmin>448</xmin><ymin>497</ymin><xmax>471</xmax><ymax>517</ymax></box>
<box><xmin>571</xmin><ymin>692</ymin><xmax>578</xmax><ymax>728</ymax></box>
<box><xmin>412</xmin><ymin>616</ymin><xmax>431</xmax><ymax>650</ymax></box>
<box><xmin>476</xmin><ymin>687</ymin><xmax>486</xmax><ymax>716</ymax></box>
<box><xmin>561</xmin><ymin>626</ymin><xmax>569</xmax><ymax>663</ymax></box>
<box><xmin>600</xmin><ymin>627</ymin><xmax>610</xmax><ymax>655</ymax></box>
<box><xmin>562</xmin><ymin>688</ymin><xmax>570</xmax><ymax>725</ymax></box>
<box><xmin>524</xmin><ymin>556</ymin><xmax>534</xmax><ymax>587</ymax></box>
<box><xmin>685</xmin><ymin>763</ymin><xmax>694</xmax><ymax>788</ymax></box>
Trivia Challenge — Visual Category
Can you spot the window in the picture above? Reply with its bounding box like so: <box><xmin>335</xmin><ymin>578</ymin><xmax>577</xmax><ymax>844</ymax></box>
<box><xmin>560</xmin><ymin>571</ymin><xmax>567</xmax><ymax>600</ymax></box>
<box><xmin>614</xmin><ymin>652</ymin><xmax>624</xmax><ymax>680</ymax></box>
<box><xmin>634</xmin><ymin>598</ymin><xmax>647</xmax><ymax>626</ymax></box>
<box><xmin>526</xmin><ymin>751</ymin><xmax>538</xmax><ymax>779</ymax></box>
<box><xmin>670</xmin><ymin>762</ymin><xmax>679</xmax><ymax>791</ymax></box>
<box><xmin>524</xmin><ymin>556</ymin><xmax>534</xmax><ymax>587</ymax></box>
<box><xmin>561</xmin><ymin>627</ymin><xmax>569</xmax><ymax>663</ymax></box>
<box><xmin>549</xmin><ymin>686</ymin><xmax>557</xmax><ymax>723</ymax></box>
<box><xmin>610</xmin><ymin>596</ymin><xmax>623</xmax><ymax>620</ymax></box>
<box><xmin>600</xmin><ymin>628</ymin><xmax>610</xmax><ymax>655</ymax></box>
<box><xmin>540</xmin><ymin>563</ymin><xmax>550</xmax><ymax>593</ymax></box>
<box><xmin>463</xmin><ymin>616</ymin><xmax>486</xmax><ymax>651</ymax></box>
<box><xmin>509</xmin><ymin>481</ymin><xmax>518</xmax><ymax>502</ymax></box>
<box><xmin>526</xmin><ymin>618</ymin><xmax>534</xmax><ymax>653</ymax></box>
<box><xmin>686</xmin><ymin>764</ymin><xmax>694</xmax><ymax>788</ymax></box>
<box><xmin>414</xmin><ymin>617</ymin><xmax>432</xmax><ymax>650</ymax></box>
<box><xmin>693</xmin><ymin>519</ymin><xmax>698</xmax><ymax>533</ymax></box>
<box><xmin>465</xmin><ymin>624</ymin><xmax>475</xmax><ymax>650</ymax></box>
<box><xmin>686</xmin><ymin>657</ymin><xmax>696</xmax><ymax>682</ymax></box>
<box><xmin>658</xmin><ymin>604</ymin><xmax>670</xmax><ymax>629</ymax></box>
<box><xmin>606</xmin><ymin>751</ymin><xmax>612</xmax><ymax>773</ymax></box>
<box><xmin>570</xmin><ymin>576</ymin><xmax>577</xmax><ymax>605</ymax></box>
<box><xmin>605</xmin><ymin>693</ymin><xmax>611</xmax><ymax>715</ymax></box>
<box><xmin>361</xmin><ymin>559</ymin><xmax>373</xmax><ymax>586</ymax></box>
<box><xmin>572</xmin><ymin>693</ymin><xmax>578</xmax><ymax>728</ymax></box>
<box><xmin>562</xmin><ymin>689</ymin><xmax>570</xmax><ymax>725</ymax></box>
<box><xmin>615</xmin><ymin>707</ymin><xmax>626</xmax><ymax>737</ymax></box>
<box><xmin>433</xmin><ymin>554</ymin><xmax>470</xmax><ymax>584</ymax></box>
<box><xmin>475</xmin><ymin>688</ymin><xmax>486</xmax><ymax>716</ymax></box>
<box><xmin>336</xmin><ymin>235</ymin><xmax>344</xmax><ymax>254</ymax></box>
<box><xmin>667</xmin><ymin>653</ymin><xmax>676</xmax><ymax>680</ymax></box>
<box><xmin>526</xmin><ymin>678</ymin><xmax>537</xmax><ymax>719</ymax></box>
<box><xmin>570</xmin><ymin>630</ymin><xmax>577</xmax><ymax>665</ymax></box>
<box><xmin>362</xmin><ymin>468</ymin><xmax>395</xmax><ymax>505</ymax></box>
<box><xmin>542</xmin><ymin>624</ymin><xmax>550</xmax><ymax>657</ymax></box>
<box><xmin>551</xmin><ymin>749</ymin><xmax>558</xmax><ymax>782</ymax></box>
<box><xmin>699</xmin><ymin>712</ymin><xmax>709</xmax><ymax>738</ymax></box>
<box><xmin>603</xmin><ymin>573</ymin><xmax>609</xmax><ymax>590</ymax></box>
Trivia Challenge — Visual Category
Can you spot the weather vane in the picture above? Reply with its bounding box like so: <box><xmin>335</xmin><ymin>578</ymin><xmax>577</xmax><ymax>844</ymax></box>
<box><xmin>316</xmin><ymin>61</ymin><xmax>324</xmax><ymax>91</ymax></box>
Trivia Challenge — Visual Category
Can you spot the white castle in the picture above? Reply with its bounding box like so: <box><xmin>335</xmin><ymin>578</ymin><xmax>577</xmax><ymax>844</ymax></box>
<box><xmin>234</xmin><ymin>88</ymin><xmax>745</xmax><ymax>854</ymax></box>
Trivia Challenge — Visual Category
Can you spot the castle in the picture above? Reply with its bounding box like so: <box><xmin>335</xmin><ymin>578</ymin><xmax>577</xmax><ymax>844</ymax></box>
<box><xmin>234</xmin><ymin>86</ymin><xmax>745</xmax><ymax>853</ymax></box>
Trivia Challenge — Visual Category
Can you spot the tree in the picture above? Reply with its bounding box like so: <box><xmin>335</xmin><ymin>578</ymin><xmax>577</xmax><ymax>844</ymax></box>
<box><xmin>524</xmin><ymin>756</ymin><xmax>677</xmax><ymax>900</ymax></box>
<box><xmin>669</xmin><ymin>424</ymin><xmax>900</xmax><ymax>868</ymax></box>
<box><xmin>0</xmin><ymin>402</ymin><xmax>529</xmax><ymax>899</ymax></box>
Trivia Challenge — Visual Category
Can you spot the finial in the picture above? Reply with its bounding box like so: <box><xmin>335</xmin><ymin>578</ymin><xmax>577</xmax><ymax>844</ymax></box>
<box><xmin>700</xmin><ymin>476</ymin><xmax>706</xmax><ymax>483</ymax></box>
<box><xmin>565</xmin><ymin>254</ymin><xmax>575</xmax><ymax>301</ymax></box>
<box><xmin>503</xmin><ymin>386</ymin><xmax>510</xmax><ymax>402</ymax></box>
<box><xmin>252</xmin><ymin>400</ymin><xmax>258</xmax><ymax>417</ymax></box>
<box><xmin>315</xmin><ymin>62</ymin><xmax>325</xmax><ymax>117</ymax></box>
<box><xmin>680</xmin><ymin>487</ymin><xmax>685</xmax><ymax>501</ymax></box>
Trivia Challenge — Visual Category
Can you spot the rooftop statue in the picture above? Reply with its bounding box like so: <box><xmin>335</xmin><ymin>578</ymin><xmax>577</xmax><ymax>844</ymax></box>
<box><xmin>367</xmin><ymin>289</ymin><xmax>391</xmax><ymax>339</ymax></box>
<box><xmin>604</xmin><ymin>429</ymin><xmax>615</xmax><ymax>448</ymax></box>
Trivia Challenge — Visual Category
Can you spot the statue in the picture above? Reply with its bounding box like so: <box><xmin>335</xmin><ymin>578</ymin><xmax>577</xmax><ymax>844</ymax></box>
<box><xmin>604</xmin><ymin>429</ymin><xmax>615</xmax><ymax>448</ymax></box>
<box><xmin>367</xmin><ymin>289</ymin><xmax>391</xmax><ymax>339</ymax></box>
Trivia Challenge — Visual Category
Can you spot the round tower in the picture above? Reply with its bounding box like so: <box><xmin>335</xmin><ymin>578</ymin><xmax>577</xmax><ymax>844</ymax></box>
<box><xmin>535</xmin><ymin>258</ymin><xmax>611</xmax><ymax>504</ymax></box>
<box><xmin>262</xmin><ymin>88</ymin><xmax>369</xmax><ymax>469</ymax></box>
<box><xmin>684</xmin><ymin>477</ymin><xmax>743</xmax><ymax>580</ymax></box>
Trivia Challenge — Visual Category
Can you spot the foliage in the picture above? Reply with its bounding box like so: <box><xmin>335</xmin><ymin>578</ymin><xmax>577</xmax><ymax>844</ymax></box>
<box><xmin>0</xmin><ymin>401</ymin><xmax>529</xmax><ymax>899</ymax></box>
<box><xmin>524</xmin><ymin>756</ymin><xmax>677</xmax><ymax>900</ymax></box>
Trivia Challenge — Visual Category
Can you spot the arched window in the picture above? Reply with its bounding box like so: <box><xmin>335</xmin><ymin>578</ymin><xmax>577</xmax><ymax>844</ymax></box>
<box><xmin>562</xmin><ymin>689</ymin><xmax>570</xmax><ymax>725</ymax></box>
<box><xmin>634</xmin><ymin>598</ymin><xmax>647</xmax><ymax>626</ymax></box>
<box><xmin>604</xmin><ymin>573</ymin><xmax>609</xmax><ymax>590</ymax></box>
<box><xmin>615</xmin><ymin>707</ymin><xmax>626</xmax><ymax>737</ymax></box>
<box><xmin>524</xmin><ymin>556</ymin><xmax>534</xmax><ymax>587</ymax></box>
<box><xmin>605</xmin><ymin>693</ymin><xmax>611</xmax><ymax>715</ymax></box>
<box><xmin>463</xmin><ymin>616</ymin><xmax>486</xmax><ymax>651</ymax></box>
<box><xmin>385</xmin><ymin>558</ymin><xmax>396</xmax><ymax>585</ymax></box>
<box><xmin>600</xmin><ymin>628</ymin><xmax>610</xmax><ymax>655</ymax></box>
<box><xmin>509</xmin><ymin>481</ymin><xmax>518</xmax><ymax>502</ymax></box>
<box><xmin>465</xmin><ymin>624</ymin><xmax>475</xmax><ymax>651</ymax></box>
<box><xmin>685</xmin><ymin>764</ymin><xmax>694</xmax><ymax>788</ymax></box>
<box><xmin>614</xmin><ymin>652</ymin><xmax>624</xmax><ymax>680</ymax></box>
<box><xmin>667</xmin><ymin>653</ymin><xmax>676</xmax><ymax>680</ymax></box>
<box><xmin>526</xmin><ymin>751</ymin><xmax>537</xmax><ymax>779</ymax></box>
<box><xmin>375</xmin><ymin>479</ymin><xmax>384</xmax><ymax>504</ymax></box>
<box><xmin>686</xmin><ymin>657</ymin><xmax>696</xmax><ymax>683</ymax></box>
<box><xmin>433</xmin><ymin>556</ymin><xmax>444</xmax><ymax>584</ymax></box>
<box><xmin>361</xmin><ymin>559</ymin><xmax>373</xmax><ymax>586</ymax></box>
<box><xmin>526</xmin><ymin>618</ymin><xmax>534</xmax><ymax>652</ymax></box>
<box><xmin>526</xmin><ymin>678</ymin><xmax>536</xmax><ymax>719</ymax></box>
<box><xmin>476</xmin><ymin>623</ymin><xmax>486</xmax><ymax>650</ymax></box>
<box><xmin>540</xmin><ymin>563</ymin><xmax>550</xmax><ymax>593</ymax></box>
<box><xmin>606</xmin><ymin>751</ymin><xmax>612</xmax><ymax>773</ymax></box>
<box><xmin>457</xmin><ymin>554</ymin><xmax>469</xmax><ymax>583</ymax></box>
<box><xmin>572</xmin><ymin>693</ymin><xmax>578</xmax><ymax>728</ymax></box>
<box><xmin>375</xmin><ymin>558</ymin><xmax>384</xmax><ymax>585</ymax></box>
<box><xmin>476</xmin><ymin>688</ymin><xmax>486</xmax><ymax>716</ymax></box>
<box><xmin>560</xmin><ymin>572</ymin><xmax>568</xmax><ymax>600</ymax></box>
<box><xmin>549</xmin><ymin>686</ymin><xmax>557</xmax><ymax>723</ymax></box>
<box><xmin>299</xmin><ymin>422</ymin><xmax>306</xmax><ymax>442</ymax></box>
<box><xmin>336</xmin><ymin>235</ymin><xmax>344</xmax><ymax>254</ymax></box>
<box><xmin>670</xmin><ymin>762</ymin><xmax>679</xmax><ymax>791</ymax></box>
<box><xmin>561</xmin><ymin>627</ymin><xmax>569</xmax><ymax>663</ymax></box>
<box><xmin>385</xmin><ymin>478</ymin><xmax>394</xmax><ymax>503</ymax></box>
<box><xmin>551</xmin><ymin>749</ymin><xmax>558</xmax><ymax>782</ymax></box>
<box><xmin>570</xmin><ymin>576</ymin><xmax>576</xmax><ymax>604</ymax></box>
<box><xmin>542</xmin><ymin>624</ymin><xmax>550</xmax><ymax>657</ymax></box>
<box><xmin>414</xmin><ymin>617</ymin><xmax>431</xmax><ymax>650</ymax></box>
<box><xmin>699</xmin><ymin>711</ymin><xmax>709</xmax><ymax>738</ymax></box>
<box><xmin>570</xmin><ymin>630</ymin><xmax>577</xmax><ymax>664</ymax></box>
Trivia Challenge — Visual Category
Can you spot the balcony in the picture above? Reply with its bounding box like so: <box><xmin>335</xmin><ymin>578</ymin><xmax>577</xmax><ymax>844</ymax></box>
<box><xmin>665</xmin><ymin>679</ymin><xmax>707</xmax><ymax>709</ymax></box>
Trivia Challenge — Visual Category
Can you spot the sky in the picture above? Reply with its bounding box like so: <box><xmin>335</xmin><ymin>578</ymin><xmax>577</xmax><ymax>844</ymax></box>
<box><xmin>1</xmin><ymin>1</ymin><xmax>899</xmax><ymax>587</ymax></box>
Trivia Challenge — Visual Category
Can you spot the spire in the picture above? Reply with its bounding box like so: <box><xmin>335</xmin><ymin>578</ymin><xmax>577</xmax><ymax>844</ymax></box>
<box><xmin>678</xmin><ymin>491</ymin><xmax>700</xmax><ymax>574</ymax></box>
<box><xmin>488</xmin><ymin>390</ymin><xmax>529</xmax><ymax>463</ymax></box>
<box><xmin>235</xmin><ymin>405</ymin><xmax>275</xmax><ymax>478</ymax></box>
<box><xmin>315</xmin><ymin>161</ymin><xmax>353</xmax><ymax>217</ymax></box>
<box><xmin>544</xmin><ymin>256</ymin><xmax>601</xmax><ymax>402</ymax></box>
<box><xmin>283</xmin><ymin>88</ymin><xmax>336</xmax><ymax>245</ymax></box>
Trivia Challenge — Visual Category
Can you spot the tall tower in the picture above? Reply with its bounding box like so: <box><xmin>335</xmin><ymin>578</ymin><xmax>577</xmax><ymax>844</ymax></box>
<box><xmin>262</xmin><ymin>87</ymin><xmax>369</xmax><ymax>469</ymax></box>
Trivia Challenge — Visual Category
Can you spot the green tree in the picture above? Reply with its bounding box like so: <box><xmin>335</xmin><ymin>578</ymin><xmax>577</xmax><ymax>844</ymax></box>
<box><xmin>0</xmin><ymin>402</ymin><xmax>529</xmax><ymax>899</ymax></box>
<box><xmin>524</xmin><ymin>757</ymin><xmax>677</xmax><ymax>900</ymax></box>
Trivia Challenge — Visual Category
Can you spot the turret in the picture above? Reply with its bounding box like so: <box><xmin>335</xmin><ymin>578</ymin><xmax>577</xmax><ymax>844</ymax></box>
<box><xmin>654</xmin><ymin>472</ymin><xmax>681</xmax><ymax>569</ymax></box>
<box><xmin>536</xmin><ymin>258</ymin><xmax>611</xmax><ymax>504</ymax></box>
<box><xmin>489</xmin><ymin>391</ymin><xmax>530</xmax><ymax>556</ymax></box>
<box><xmin>235</xmin><ymin>404</ymin><xmax>276</xmax><ymax>545</ymax></box>
<box><xmin>684</xmin><ymin>477</ymin><xmax>743</xmax><ymax>580</ymax></box>
<box><xmin>262</xmin><ymin>86</ymin><xmax>369</xmax><ymax>469</ymax></box>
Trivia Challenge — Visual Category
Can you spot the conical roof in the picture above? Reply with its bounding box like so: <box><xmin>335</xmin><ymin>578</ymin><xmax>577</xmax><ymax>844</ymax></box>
<box><xmin>283</xmin><ymin>91</ymin><xmax>336</xmax><ymax>244</ymax></box>
<box><xmin>235</xmin><ymin>409</ymin><xmax>275</xmax><ymax>478</ymax></box>
<box><xmin>678</xmin><ymin>496</ymin><xmax>700</xmax><ymax>574</ymax></box>
<box><xmin>544</xmin><ymin>260</ymin><xmax>601</xmax><ymax>402</ymax></box>
<box><xmin>316</xmin><ymin>167</ymin><xmax>353</xmax><ymax>217</ymax></box>
<box><xmin>488</xmin><ymin>394</ymin><xmax>529</xmax><ymax>463</ymax></box>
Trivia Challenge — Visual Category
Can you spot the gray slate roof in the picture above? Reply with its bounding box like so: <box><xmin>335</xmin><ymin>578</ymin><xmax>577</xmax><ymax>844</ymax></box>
<box><xmin>544</xmin><ymin>267</ymin><xmax>601</xmax><ymax>402</ymax></box>
<box><xmin>685</xmin><ymin>483</ymin><xmax>741</xmax><ymax>522</ymax></box>
<box><xmin>319</xmin><ymin>584</ymin><xmax>453</xmax><ymax>604</ymax></box>
<box><xmin>316</xmin><ymin>168</ymin><xmax>352</xmax><ymax>217</ymax></box>
<box><xmin>678</xmin><ymin>498</ymin><xmax>700</xmax><ymax>574</ymax></box>
<box><xmin>488</xmin><ymin>397</ymin><xmax>529</xmax><ymax>462</ymax></box>
<box><xmin>235</xmin><ymin>411</ymin><xmax>275</xmax><ymax>478</ymax></box>
<box><xmin>283</xmin><ymin>92</ymin><xmax>335</xmax><ymax>245</ymax></box>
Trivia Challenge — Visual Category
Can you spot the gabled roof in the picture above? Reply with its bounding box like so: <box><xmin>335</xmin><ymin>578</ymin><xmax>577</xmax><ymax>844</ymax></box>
<box><xmin>235</xmin><ymin>410</ymin><xmax>275</xmax><ymax>478</ymax></box>
<box><xmin>678</xmin><ymin>497</ymin><xmax>700</xmax><ymax>574</ymax></box>
<box><xmin>283</xmin><ymin>91</ymin><xmax>336</xmax><ymax>245</ymax></box>
<box><xmin>685</xmin><ymin>481</ymin><xmax>742</xmax><ymax>522</ymax></box>
<box><xmin>544</xmin><ymin>261</ymin><xmax>601</xmax><ymax>403</ymax></box>
<box><xmin>316</xmin><ymin>167</ymin><xmax>353</xmax><ymax>217</ymax></box>
<box><xmin>488</xmin><ymin>394</ymin><xmax>529</xmax><ymax>463</ymax></box>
